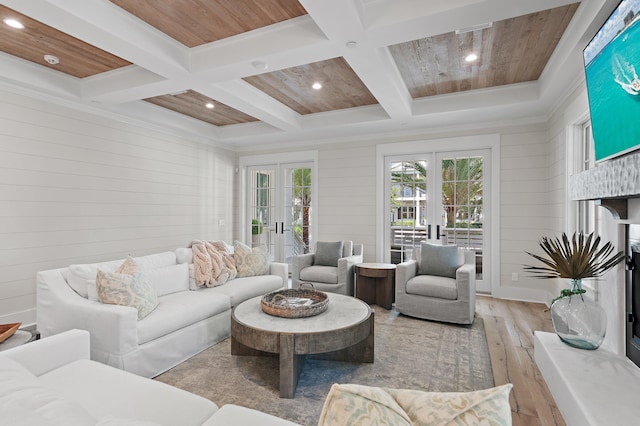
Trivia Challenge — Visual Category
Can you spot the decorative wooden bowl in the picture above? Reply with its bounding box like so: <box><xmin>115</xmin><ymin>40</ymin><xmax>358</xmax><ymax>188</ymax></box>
<box><xmin>0</xmin><ymin>322</ymin><xmax>21</xmax><ymax>343</ymax></box>
<box><xmin>261</xmin><ymin>284</ymin><xmax>329</xmax><ymax>318</ymax></box>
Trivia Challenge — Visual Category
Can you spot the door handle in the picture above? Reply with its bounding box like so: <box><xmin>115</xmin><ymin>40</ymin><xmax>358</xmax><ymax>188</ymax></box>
<box><xmin>427</xmin><ymin>224</ymin><xmax>431</xmax><ymax>239</ymax></box>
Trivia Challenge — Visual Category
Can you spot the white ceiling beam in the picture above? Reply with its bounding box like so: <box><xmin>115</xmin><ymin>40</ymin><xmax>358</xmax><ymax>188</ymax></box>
<box><xmin>108</xmin><ymin>100</ymin><xmax>222</xmax><ymax>141</ymax></box>
<box><xmin>189</xmin><ymin>16</ymin><xmax>336</xmax><ymax>77</ymax></box>
<box><xmin>194</xmin><ymin>80</ymin><xmax>301</xmax><ymax>131</ymax></box>
<box><xmin>299</xmin><ymin>0</ymin><xmax>412</xmax><ymax>119</ymax></box>
<box><xmin>364</xmin><ymin>0</ymin><xmax>583</xmax><ymax>47</ymax></box>
<box><xmin>1</xmin><ymin>0</ymin><xmax>189</xmax><ymax>78</ymax></box>
<box><xmin>80</xmin><ymin>66</ymin><xmax>176</xmax><ymax>103</ymax></box>
<box><xmin>0</xmin><ymin>52</ymin><xmax>80</xmax><ymax>99</ymax></box>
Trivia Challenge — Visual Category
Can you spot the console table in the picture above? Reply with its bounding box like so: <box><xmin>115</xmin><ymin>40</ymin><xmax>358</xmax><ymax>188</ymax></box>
<box><xmin>355</xmin><ymin>263</ymin><xmax>396</xmax><ymax>309</ymax></box>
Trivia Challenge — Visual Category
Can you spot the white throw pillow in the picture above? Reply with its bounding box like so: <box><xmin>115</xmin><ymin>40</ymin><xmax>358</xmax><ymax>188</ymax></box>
<box><xmin>145</xmin><ymin>263</ymin><xmax>189</xmax><ymax>297</ymax></box>
<box><xmin>233</xmin><ymin>240</ymin><xmax>269</xmax><ymax>277</ymax></box>
<box><xmin>67</xmin><ymin>258</ymin><xmax>124</xmax><ymax>298</ymax></box>
<box><xmin>175</xmin><ymin>247</ymin><xmax>193</xmax><ymax>264</ymax></box>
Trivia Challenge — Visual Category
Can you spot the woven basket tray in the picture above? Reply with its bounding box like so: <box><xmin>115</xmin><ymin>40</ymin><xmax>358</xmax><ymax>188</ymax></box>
<box><xmin>261</xmin><ymin>284</ymin><xmax>329</xmax><ymax>318</ymax></box>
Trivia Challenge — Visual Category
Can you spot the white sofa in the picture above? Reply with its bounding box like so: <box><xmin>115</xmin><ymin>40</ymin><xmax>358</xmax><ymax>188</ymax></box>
<box><xmin>37</xmin><ymin>248</ymin><xmax>287</xmax><ymax>378</ymax></box>
<box><xmin>0</xmin><ymin>329</ymin><xmax>299</xmax><ymax>425</ymax></box>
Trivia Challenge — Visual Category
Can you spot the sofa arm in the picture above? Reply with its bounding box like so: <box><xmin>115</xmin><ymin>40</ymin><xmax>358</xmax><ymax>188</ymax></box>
<box><xmin>292</xmin><ymin>253</ymin><xmax>314</xmax><ymax>287</ymax></box>
<box><xmin>395</xmin><ymin>260</ymin><xmax>418</xmax><ymax>295</ymax></box>
<box><xmin>37</xmin><ymin>269</ymin><xmax>139</xmax><ymax>361</ymax></box>
<box><xmin>269</xmin><ymin>262</ymin><xmax>289</xmax><ymax>288</ymax></box>
<box><xmin>337</xmin><ymin>254</ymin><xmax>362</xmax><ymax>296</ymax></box>
<box><xmin>455</xmin><ymin>263</ymin><xmax>476</xmax><ymax>302</ymax></box>
<box><xmin>2</xmin><ymin>329</ymin><xmax>90</xmax><ymax>377</ymax></box>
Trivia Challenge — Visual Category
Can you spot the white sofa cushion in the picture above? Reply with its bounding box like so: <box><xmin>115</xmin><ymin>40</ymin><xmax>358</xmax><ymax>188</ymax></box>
<box><xmin>206</xmin><ymin>275</ymin><xmax>283</xmax><ymax>307</ymax></box>
<box><xmin>405</xmin><ymin>275</ymin><xmax>458</xmax><ymax>300</ymax></box>
<box><xmin>37</xmin><ymin>359</ymin><xmax>218</xmax><ymax>425</ymax></box>
<box><xmin>300</xmin><ymin>265</ymin><xmax>338</xmax><ymax>284</ymax></box>
<box><xmin>0</xmin><ymin>356</ymin><xmax>97</xmax><ymax>425</ymax></box>
<box><xmin>68</xmin><ymin>252</ymin><xmax>177</xmax><ymax>298</ymax></box>
<box><xmin>145</xmin><ymin>263</ymin><xmax>190</xmax><ymax>297</ymax></box>
<box><xmin>137</xmin><ymin>290</ymin><xmax>231</xmax><ymax>344</ymax></box>
<box><xmin>68</xmin><ymin>258</ymin><xmax>123</xmax><ymax>298</ymax></box>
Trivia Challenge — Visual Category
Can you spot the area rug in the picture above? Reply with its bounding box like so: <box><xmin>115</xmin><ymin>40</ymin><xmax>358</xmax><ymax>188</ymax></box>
<box><xmin>154</xmin><ymin>307</ymin><xmax>494</xmax><ymax>426</ymax></box>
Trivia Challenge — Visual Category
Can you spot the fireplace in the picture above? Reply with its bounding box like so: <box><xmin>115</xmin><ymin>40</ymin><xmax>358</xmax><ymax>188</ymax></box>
<box><xmin>627</xmin><ymin>224</ymin><xmax>640</xmax><ymax>367</ymax></box>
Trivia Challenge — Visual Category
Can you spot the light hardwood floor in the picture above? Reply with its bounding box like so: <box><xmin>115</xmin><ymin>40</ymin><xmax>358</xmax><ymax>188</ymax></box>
<box><xmin>477</xmin><ymin>296</ymin><xmax>566</xmax><ymax>426</ymax></box>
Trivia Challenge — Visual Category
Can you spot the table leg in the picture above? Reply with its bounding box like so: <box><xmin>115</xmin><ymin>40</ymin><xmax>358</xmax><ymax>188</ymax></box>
<box><xmin>279</xmin><ymin>333</ymin><xmax>304</xmax><ymax>398</ymax></box>
<box><xmin>310</xmin><ymin>312</ymin><xmax>375</xmax><ymax>363</ymax></box>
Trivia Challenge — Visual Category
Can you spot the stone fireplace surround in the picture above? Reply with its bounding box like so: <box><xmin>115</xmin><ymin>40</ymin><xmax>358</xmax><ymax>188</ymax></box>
<box><xmin>535</xmin><ymin>151</ymin><xmax>640</xmax><ymax>425</ymax></box>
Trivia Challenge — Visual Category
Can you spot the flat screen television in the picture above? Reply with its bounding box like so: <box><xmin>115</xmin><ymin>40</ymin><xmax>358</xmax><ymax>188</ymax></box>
<box><xmin>583</xmin><ymin>0</ymin><xmax>640</xmax><ymax>162</ymax></box>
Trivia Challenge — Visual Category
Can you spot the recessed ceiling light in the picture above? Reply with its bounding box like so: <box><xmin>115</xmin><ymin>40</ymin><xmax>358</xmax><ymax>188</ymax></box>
<box><xmin>251</xmin><ymin>61</ymin><xmax>268</xmax><ymax>71</ymax></box>
<box><xmin>44</xmin><ymin>55</ymin><xmax>59</xmax><ymax>65</ymax></box>
<box><xmin>3</xmin><ymin>18</ymin><xmax>24</xmax><ymax>29</ymax></box>
<box><xmin>312</xmin><ymin>82</ymin><xmax>322</xmax><ymax>90</ymax></box>
<box><xmin>465</xmin><ymin>53</ymin><xmax>478</xmax><ymax>62</ymax></box>
<box><xmin>205</xmin><ymin>103</ymin><xmax>214</xmax><ymax>109</ymax></box>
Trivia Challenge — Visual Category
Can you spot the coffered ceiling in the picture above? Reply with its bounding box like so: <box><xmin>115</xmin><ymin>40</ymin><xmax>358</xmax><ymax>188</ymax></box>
<box><xmin>0</xmin><ymin>0</ymin><xmax>606</xmax><ymax>149</ymax></box>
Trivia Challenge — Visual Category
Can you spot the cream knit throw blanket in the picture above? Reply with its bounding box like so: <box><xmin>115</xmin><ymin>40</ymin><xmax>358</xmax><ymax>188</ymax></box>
<box><xmin>190</xmin><ymin>240</ymin><xmax>237</xmax><ymax>287</ymax></box>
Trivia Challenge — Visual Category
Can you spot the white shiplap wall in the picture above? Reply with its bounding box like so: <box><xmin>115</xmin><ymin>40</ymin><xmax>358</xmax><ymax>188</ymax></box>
<box><xmin>0</xmin><ymin>89</ymin><xmax>236</xmax><ymax>325</ymax></box>
<box><xmin>317</xmin><ymin>144</ymin><xmax>377</xmax><ymax>261</ymax></box>
<box><xmin>499</xmin><ymin>128</ymin><xmax>557</xmax><ymax>301</ymax></box>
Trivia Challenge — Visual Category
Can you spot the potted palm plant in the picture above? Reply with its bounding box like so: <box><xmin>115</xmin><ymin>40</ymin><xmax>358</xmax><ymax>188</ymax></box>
<box><xmin>525</xmin><ymin>232</ymin><xmax>625</xmax><ymax>350</ymax></box>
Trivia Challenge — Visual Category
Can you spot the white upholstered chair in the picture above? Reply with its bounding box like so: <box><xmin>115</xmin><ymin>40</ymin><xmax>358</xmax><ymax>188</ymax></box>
<box><xmin>292</xmin><ymin>241</ymin><xmax>363</xmax><ymax>296</ymax></box>
<box><xmin>395</xmin><ymin>242</ymin><xmax>476</xmax><ymax>325</ymax></box>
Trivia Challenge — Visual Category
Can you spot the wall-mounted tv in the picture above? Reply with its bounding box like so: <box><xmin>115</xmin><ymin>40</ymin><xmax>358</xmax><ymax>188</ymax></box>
<box><xmin>584</xmin><ymin>0</ymin><xmax>640</xmax><ymax>162</ymax></box>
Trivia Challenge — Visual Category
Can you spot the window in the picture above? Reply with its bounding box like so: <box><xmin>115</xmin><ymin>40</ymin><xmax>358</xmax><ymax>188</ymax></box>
<box><xmin>397</xmin><ymin>206</ymin><xmax>416</xmax><ymax>220</ymax></box>
<box><xmin>575</xmin><ymin>122</ymin><xmax>596</xmax><ymax>234</ymax></box>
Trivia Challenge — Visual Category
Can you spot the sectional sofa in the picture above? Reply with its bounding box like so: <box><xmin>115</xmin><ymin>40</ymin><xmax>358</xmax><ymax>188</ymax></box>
<box><xmin>36</xmin><ymin>245</ymin><xmax>287</xmax><ymax>378</ymax></box>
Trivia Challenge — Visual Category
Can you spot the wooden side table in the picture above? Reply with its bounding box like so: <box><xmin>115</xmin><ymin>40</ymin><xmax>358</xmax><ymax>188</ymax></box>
<box><xmin>355</xmin><ymin>263</ymin><xmax>396</xmax><ymax>310</ymax></box>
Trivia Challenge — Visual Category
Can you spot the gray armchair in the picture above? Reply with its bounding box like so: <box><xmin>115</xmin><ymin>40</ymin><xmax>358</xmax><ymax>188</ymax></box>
<box><xmin>292</xmin><ymin>241</ymin><xmax>363</xmax><ymax>296</ymax></box>
<box><xmin>395</xmin><ymin>243</ymin><xmax>476</xmax><ymax>325</ymax></box>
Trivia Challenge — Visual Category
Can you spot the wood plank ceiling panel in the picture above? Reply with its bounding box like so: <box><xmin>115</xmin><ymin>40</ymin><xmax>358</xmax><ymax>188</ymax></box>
<box><xmin>144</xmin><ymin>90</ymin><xmax>258</xmax><ymax>126</ymax></box>
<box><xmin>110</xmin><ymin>0</ymin><xmax>308</xmax><ymax>48</ymax></box>
<box><xmin>0</xmin><ymin>5</ymin><xmax>131</xmax><ymax>78</ymax></box>
<box><xmin>389</xmin><ymin>3</ymin><xmax>579</xmax><ymax>99</ymax></box>
<box><xmin>243</xmin><ymin>57</ymin><xmax>379</xmax><ymax>115</ymax></box>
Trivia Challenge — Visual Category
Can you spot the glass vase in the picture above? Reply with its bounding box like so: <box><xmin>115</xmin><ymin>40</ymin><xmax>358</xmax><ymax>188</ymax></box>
<box><xmin>550</xmin><ymin>279</ymin><xmax>607</xmax><ymax>350</ymax></box>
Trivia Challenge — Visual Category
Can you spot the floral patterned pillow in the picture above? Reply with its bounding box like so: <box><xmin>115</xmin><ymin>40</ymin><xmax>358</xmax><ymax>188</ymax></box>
<box><xmin>233</xmin><ymin>240</ymin><xmax>269</xmax><ymax>277</ymax></box>
<box><xmin>96</xmin><ymin>257</ymin><xmax>158</xmax><ymax>320</ymax></box>
<box><xmin>318</xmin><ymin>383</ymin><xmax>513</xmax><ymax>426</ymax></box>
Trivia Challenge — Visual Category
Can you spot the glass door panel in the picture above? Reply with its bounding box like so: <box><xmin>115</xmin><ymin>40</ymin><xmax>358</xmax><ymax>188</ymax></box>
<box><xmin>283</xmin><ymin>166</ymin><xmax>312</xmax><ymax>264</ymax></box>
<box><xmin>247</xmin><ymin>163</ymin><xmax>314</xmax><ymax>268</ymax></box>
<box><xmin>438</xmin><ymin>153</ymin><xmax>487</xmax><ymax>290</ymax></box>
<box><xmin>248</xmin><ymin>167</ymin><xmax>276</xmax><ymax>261</ymax></box>
<box><xmin>389</xmin><ymin>160</ymin><xmax>429</xmax><ymax>263</ymax></box>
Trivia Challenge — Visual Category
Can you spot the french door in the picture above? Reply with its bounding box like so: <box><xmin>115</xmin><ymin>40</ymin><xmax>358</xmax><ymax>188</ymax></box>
<box><xmin>245</xmin><ymin>161</ymin><xmax>315</xmax><ymax>267</ymax></box>
<box><xmin>385</xmin><ymin>149</ymin><xmax>491</xmax><ymax>293</ymax></box>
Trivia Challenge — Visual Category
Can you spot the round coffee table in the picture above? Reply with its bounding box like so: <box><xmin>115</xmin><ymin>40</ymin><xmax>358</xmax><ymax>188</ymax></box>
<box><xmin>231</xmin><ymin>293</ymin><xmax>374</xmax><ymax>398</ymax></box>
